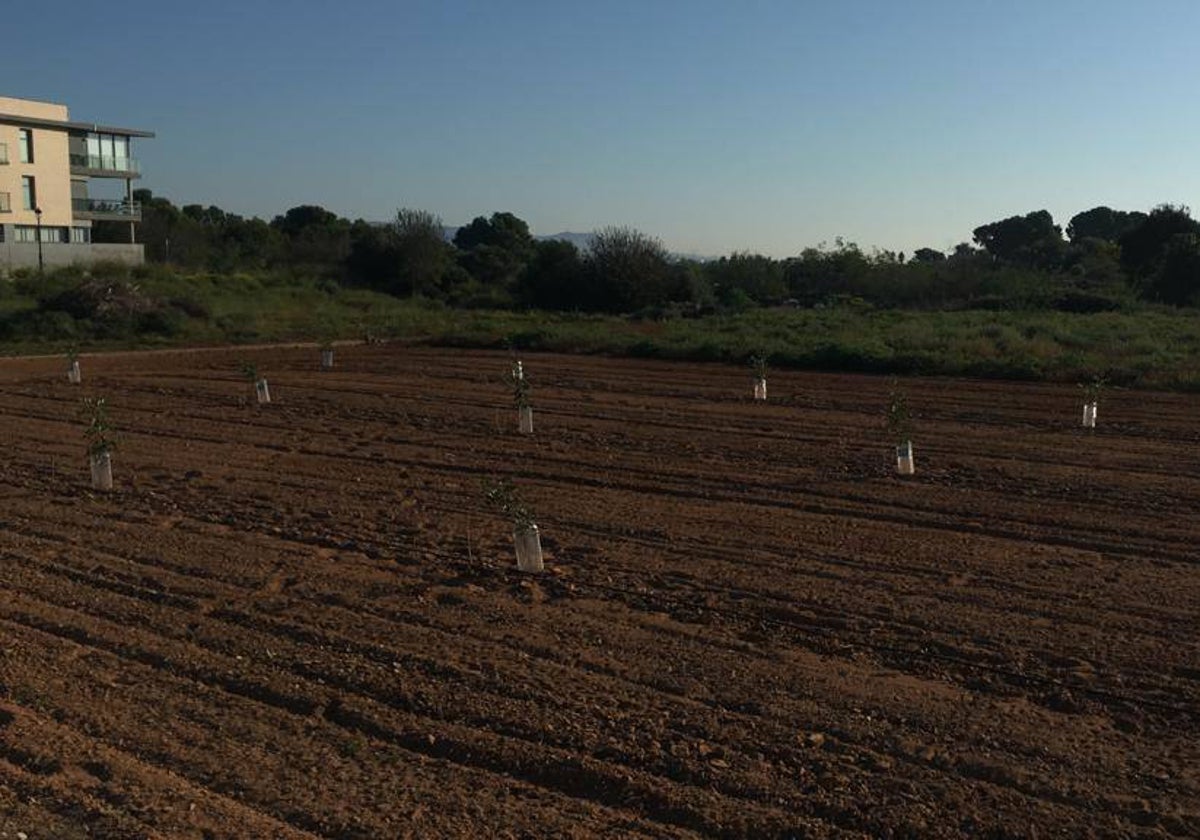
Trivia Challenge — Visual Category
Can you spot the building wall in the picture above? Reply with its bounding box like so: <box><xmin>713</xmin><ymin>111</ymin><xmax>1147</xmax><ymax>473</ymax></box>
<box><xmin>0</xmin><ymin>97</ymin><xmax>68</xmax><ymax>121</ymax></box>
<box><xmin>0</xmin><ymin>97</ymin><xmax>74</xmax><ymax>228</ymax></box>
<box><xmin>0</xmin><ymin>241</ymin><xmax>144</xmax><ymax>272</ymax></box>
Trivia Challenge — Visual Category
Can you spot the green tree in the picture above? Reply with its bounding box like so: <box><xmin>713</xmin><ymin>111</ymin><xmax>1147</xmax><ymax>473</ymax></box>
<box><xmin>272</xmin><ymin>205</ymin><xmax>341</xmax><ymax>238</ymax></box>
<box><xmin>1118</xmin><ymin>204</ymin><xmax>1200</xmax><ymax>286</ymax></box>
<box><xmin>1066</xmin><ymin>206</ymin><xmax>1146</xmax><ymax>244</ymax></box>
<box><xmin>912</xmin><ymin>247</ymin><xmax>945</xmax><ymax>263</ymax></box>
<box><xmin>782</xmin><ymin>239</ymin><xmax>871</xmax><ymax>305</ymax></box>
<box><xmin>391</xmin><ymin>208</ymin><xmax>454</xmax><ymax>298</ymax></box>
<box><xmin>972</xmin><ymin>210</ymin><xmax>1065</xmax><ymax>268</ymax></box>
<box><xmin>346</xmin><ymin>221</ymin><xmax>400</xmax><ymax>288</ymax></box>
<box><xmin>453</xmin><ymin>212</ymin><xmax>536</xmax><ymax>288</ymax></box>
<box><xmin>585</xmin><ymin>226</ymin><xmax>685</xmax><ymax>313</ymax></box>
<box><xmin>705</xmin><ymin>252</ymin><xmax>786</xmax><ymax>306</ymax></box>
<box><xmin>453</xmin><ymin>212</ymin><xmax>534</xmax><ymax>254</ymax></box>
<box><xmin>516</xmin><ymin>239</ymin><xmax>585</xmax><ymax>309</ymax></box>
<box><xmin>1148</xmin><ymin>233</ymin><xmax>1200</xmax><ymax>305</ymax></box>
<box><xmin>271</xmin><ymin>205</ymin><xmax>350</xmax><ymax>272</ymax></box>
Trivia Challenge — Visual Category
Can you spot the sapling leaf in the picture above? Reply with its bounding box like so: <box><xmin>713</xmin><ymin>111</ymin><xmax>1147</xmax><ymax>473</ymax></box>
<box><xmin>483</xmin><ymin>478</ymin><xmax>536</xmax><ymax>530</ymax></box>
<box><xmin>1079</xmin><ymin>375</ymin><xmax>1106</xmax><ymax>405</ymax></box>
<box><xmin>81</xmin><ymin>397</ymin><xmax>117</xmax><ymax>457</ymax></box>
<box><xmin>749</xmin><ymin>353</ymin><xmax>768</xmax><ymax>380</ymax></box>
<box><xmin>503</xmin><ymin>367</ymin><xmax>532</xmax><ymax>409</ymax></box>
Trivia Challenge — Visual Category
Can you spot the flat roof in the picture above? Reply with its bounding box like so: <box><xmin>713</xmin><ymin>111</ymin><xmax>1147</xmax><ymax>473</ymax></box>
<box><xmin>0</xmin><ymin>111</ymin><xmax>154</xmax><ymax>138</ymax></box>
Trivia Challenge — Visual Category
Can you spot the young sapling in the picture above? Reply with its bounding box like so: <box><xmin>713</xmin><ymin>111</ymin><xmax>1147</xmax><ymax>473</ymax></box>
<box><xmin>241</xmin><ymin>361</ymin><xmax>271</xmax><ymax>404</ymax></box>
<box><xmin>484</xmin><ymin>478</ymin><xmax>543</xmax><ymax>572</ymax></box>
<box><xmin>320</xmin><ymin>340</ymin><xmax>335</xmax><ymax>371</ymax></box>
<box><xmin>886</xmin><ymin>379</ymin><xmax>915</xmax><ymax>475</ymax></box>
<box><xmin>1079</xmin><ymin>376</ymin><xmax>1105</xmax><ymax>429</ymax></box>
<box><xmin>505</xmin><ymin>337</ymin><xmax>524</xmax><ymax>382</ymax></box>
<box><xmin>504</xmin><ymin>365</ymin><xmax>533</xmax><ymax>434</ymax></box>
<box><xmin>750</xmin><ymin>353</ymin><xmax>768</xmax><ymax>401</ymax></box>
<box><xmin>66</xmin><ymin>346</ymin><xmax>82</xmax><ymax>384</ymax></box>
<box><xmin>82</xmin><ymin>397</ymin><xmax>116</xmax><ymax>490</ymax></box>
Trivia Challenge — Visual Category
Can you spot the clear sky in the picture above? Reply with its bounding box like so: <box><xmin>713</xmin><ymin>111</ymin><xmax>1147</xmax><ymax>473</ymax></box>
<box><xmin>7</xmin><ymin>1</ymin><xmax>1200</xmax><ymax>258</ymax></box>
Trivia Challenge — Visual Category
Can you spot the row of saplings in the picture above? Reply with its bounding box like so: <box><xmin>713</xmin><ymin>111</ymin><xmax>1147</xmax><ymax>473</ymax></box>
<box><xmin>66</xmin><ymin>348</ymin><xmax>1109</xmax><ymax>573</ymax></box>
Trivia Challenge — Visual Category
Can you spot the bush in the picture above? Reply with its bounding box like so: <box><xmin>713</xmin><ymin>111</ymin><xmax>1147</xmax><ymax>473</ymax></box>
<box><xmin>18</xmin><ymin>310</ymin><xmax>80</xmax><ymax>341</ymax></box>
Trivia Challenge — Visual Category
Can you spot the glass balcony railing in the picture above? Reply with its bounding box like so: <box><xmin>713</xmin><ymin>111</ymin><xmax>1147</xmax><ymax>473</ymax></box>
<box><xmin>73</xmin><ymin>198</ymin><xmax>141</xmax><ymax>218</ymax></box>
<box><xmin>70</xmin><ymin>153</ymin><xmax>140</xmax><ymax>174</ymax></box>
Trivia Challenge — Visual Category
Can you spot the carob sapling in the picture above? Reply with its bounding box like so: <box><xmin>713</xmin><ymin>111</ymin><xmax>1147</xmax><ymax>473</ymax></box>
<box><xmin>886</xmin><ymin>379</ymin><xmax>915</xmax><ymax>475</ymax></box>
<box><xmin>504</xmin><ymin>364</ymin><xmax>533</xmax><ymax>434</ymax></box>
<box><xmin>241</xmin><ymin>360</ymin><xmax>271</xmax><ymax>404</ymax></box>
<box><xmin>82</xmin><ymin>397</ymin><xmax>117</xmax><ymax>490</ymax></box>
<box><xmin>750</xmin><ymin>353</ymin><xmax>768</xmax><ymax>401</ymax></box>
<box><xmin>484</xmin><ymin>478</ymin><xmax>543</xmax><ymax>572</ymax></box>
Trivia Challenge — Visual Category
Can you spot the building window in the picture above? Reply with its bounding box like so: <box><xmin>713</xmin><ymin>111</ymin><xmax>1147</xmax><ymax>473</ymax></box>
<box><xmin>85</xmin><ymin>132</ymin><xmax>130</xmax><ymax>170</ymax></box>
<box><xmin>13</xmin><ymin>225</ymin><xmax>65</xmax><ymax>243</ymax></box>
<box><xmin>0</xmin><ymin>191</ymin><xmax>10</xmax><ymax>213</ymax></box>
<box><xmin>21</xmin><ymin>176</ymin><xmax>36</xmax><ymax>211</ymax></box>
<box><xmin>0</xmin><ymin>141</ymin><xmax>8</xmax><ymax>164</ymax></box>
<box><xmin>71</xmin><ymin>226</ymin><xmax>91</xmax><ymax>244</ymax></box>
<box><xmin>18</xmin><ymin>129</ymin><xmax>33</xmax><ymax>163</ymax></box>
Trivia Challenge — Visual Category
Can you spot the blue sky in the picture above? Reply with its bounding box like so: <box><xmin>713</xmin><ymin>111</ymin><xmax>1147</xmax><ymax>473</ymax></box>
<box><xmin>7</xmin><ymin>1</ymin><xmax>1200</xmax><ymax>257</ymax></box>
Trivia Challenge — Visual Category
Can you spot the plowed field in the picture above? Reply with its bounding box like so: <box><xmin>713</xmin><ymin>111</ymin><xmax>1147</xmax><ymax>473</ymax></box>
<box><xmin>1</xmin><ymin>344</ymin><xmax>1198</xmax><ymax>839</ymax></box>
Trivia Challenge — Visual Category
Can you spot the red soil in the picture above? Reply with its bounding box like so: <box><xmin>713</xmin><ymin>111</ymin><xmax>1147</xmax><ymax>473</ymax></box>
<box><xmin>0</xmin><ymin>344</ymin><xmax>1197</xmax><ymax>838</ymax></box>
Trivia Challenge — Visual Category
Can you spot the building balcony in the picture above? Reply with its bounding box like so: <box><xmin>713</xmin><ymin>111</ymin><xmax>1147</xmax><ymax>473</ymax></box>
<box><xmin>73</xmin><ymin>198</ymin><xmax>141</xmax><ymax>221</ymax></box>
<box><xmin>69</xmin><ymin>153</ymin><xmax>140</xmax><ymax>177</ymax></box>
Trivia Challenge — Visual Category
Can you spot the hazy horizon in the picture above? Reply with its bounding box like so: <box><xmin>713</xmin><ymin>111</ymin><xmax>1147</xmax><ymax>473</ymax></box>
<box><xmin>7</xmin><ymin>0</ymin><xmax>1200</xmax><ymax>259</ymax></box>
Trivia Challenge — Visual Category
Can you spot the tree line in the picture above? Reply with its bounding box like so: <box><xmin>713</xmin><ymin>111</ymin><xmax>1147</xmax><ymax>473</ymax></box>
<box><xmin>98</xmin><ymin>191</ymin><xmax>1200</xmax><ymax>313</ymax></box>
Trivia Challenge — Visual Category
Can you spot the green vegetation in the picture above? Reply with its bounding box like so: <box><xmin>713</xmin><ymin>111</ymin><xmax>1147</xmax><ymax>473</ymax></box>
<box><xmin>6</xmin><ymin>193</ymin><xmax>1200</xmax><ymax>392</ymax></box>
<box><xmin>90</xmin><ymin>192</ymin><xmax>1200</xmax><ymax>316</ymax></box>
<box><xmin>2</xmin><ymin>262</ymin><xmax>1200</xmax><ymax>391</ymax></box>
